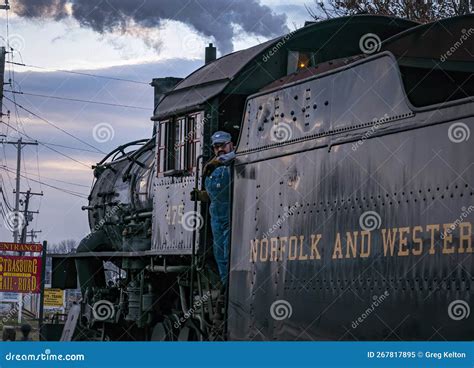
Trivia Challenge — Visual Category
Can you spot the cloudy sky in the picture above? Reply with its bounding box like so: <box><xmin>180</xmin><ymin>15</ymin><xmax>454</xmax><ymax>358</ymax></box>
<box><xmin>0</xmin><ymin>0</ymin><xmax>314</xmax><ymax>245</ymax></box>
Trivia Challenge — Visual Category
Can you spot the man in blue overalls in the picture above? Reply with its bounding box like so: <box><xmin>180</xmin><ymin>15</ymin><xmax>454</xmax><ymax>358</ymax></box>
<box><xmin>203</xmin><ymin>131</ymin><xmax>235</xmax><ymax>286</ymax></box>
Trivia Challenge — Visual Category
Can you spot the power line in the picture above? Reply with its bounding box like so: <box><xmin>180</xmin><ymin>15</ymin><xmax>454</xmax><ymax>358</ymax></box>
<box><xmin>1</xmin><ymin>110</ymin><xmax>101</xmax><ymax>154</ymax></box>
<box><xmin>1</xmin><ymin>118</ymin><xmax>16</xmax><ymax>192</ymax></box>
<box><xmin>33</xmin><ymin>145</ymin><xmax>43</xmax><ymax>229</ymax></box>
<box><xmin>2</xmin><ymin>166</ymin><xmax>88</xmax><ymax>199</ymax></box>
<box><xmin>0</xmin><ymin>136</ymin><xmax>38</xmax><ymax>243</ymax></box>
<box><xmin>3</xmin><ymin>95</ymin><xmax>105</xmax><ymax>154</ymax></box>
<box><xmin>6</xmin><ymin>90</ymin><xmax>150</xmax><ymax>110</ymax></box>
<box><xmin>3</xmin><ymin>52</ymin><xmax>34</xmax><ymax>206</ymax></box>
<box><xmin>0</xmin><ymin>202</ymin><xmax>12</xmax><ymax>224</ymax></box>
<box><xmin>0</xmin><ymin>185</ymin><xmax>13</xmax><ymax>210</ymax></box>
<box><xmin>6</xmin><ymin>60</ymin><xmax>150</xmax><ymax>85</ymax></box>
<box><xmin>4</xmin><ymin>8</ymin><xmax>47</xmax><ymax>235</ymax></box>
<box><xmin>1</xmin><ymin>164</ymin><xmax>90</xmax><ymax>188</ymax></box>
<box><xmin>1</xmin><ymin>146</ymin><xmax>15</xmax><ymax>190</ymax></box>
<box><xmin>2</xmin><ymin>120</ymin><xmax>93</xmax><ymax>168</ymax></box>
<box><xmin>43</xmin><ymin>142</ymin><xmax>102</xmax><ymax>154</ymax></box>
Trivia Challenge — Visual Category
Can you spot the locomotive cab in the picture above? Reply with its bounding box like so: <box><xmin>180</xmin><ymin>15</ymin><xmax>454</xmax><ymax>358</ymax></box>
<box><xmin>148</xmin><ymin>15</ymin><xmax>418</xmax><ymax>340</ymax></box>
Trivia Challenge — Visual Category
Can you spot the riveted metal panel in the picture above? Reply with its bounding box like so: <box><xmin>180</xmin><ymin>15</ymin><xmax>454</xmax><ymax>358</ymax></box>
<box><xmin>152</xmin><ymin>176</ymin><xmax>201</xmax><ymax>254</ymax></box>
<box><xmin>152</xmin><ymin>109</ymin><xmax>206</xmax><ymax>255</ymax></box>
<box><xmin>237</xmin><ymin>53</ymin><xmax>413</xmax><ymax>156</ymax></box>
<box><xmin>228</xmin><ymin>111</ymin><xmax>474</xmax><ymax>340</ymax></box>
<box><xmin>228</xmin><ymin>50</ymin><xmax>474</xmax><ymax>340</ymax></box>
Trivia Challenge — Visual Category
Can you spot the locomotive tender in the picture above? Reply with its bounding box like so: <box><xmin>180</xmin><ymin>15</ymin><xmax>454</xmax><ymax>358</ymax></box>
<box><xmin>51</xmin><ymin>14</ymin><xmax>474</xmax><ymax>341</ymax></box>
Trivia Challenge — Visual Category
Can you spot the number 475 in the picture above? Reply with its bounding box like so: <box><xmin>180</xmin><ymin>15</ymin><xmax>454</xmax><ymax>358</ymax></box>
<box><xmin>166</xmin><ymin>204</ymin><xmax>184</xmax><ymax>225</ymax></box>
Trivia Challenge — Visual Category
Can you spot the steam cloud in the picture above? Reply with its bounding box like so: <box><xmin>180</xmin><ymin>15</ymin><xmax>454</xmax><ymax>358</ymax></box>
<box><xmin>13</xmin><ymin>0</ymin><xmax>289</xmax><ymax>54</ymax></box>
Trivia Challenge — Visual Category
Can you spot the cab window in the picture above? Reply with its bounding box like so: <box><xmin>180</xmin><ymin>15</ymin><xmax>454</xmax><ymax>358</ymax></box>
<box><xmin>157</xmin><ymin>113</ymin><xmax>202</xmax><ymax>176</ymax></box>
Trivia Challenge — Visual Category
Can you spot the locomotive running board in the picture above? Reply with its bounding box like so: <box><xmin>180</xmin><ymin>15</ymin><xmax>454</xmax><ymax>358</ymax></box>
<box><xmin>49</xmin><ymin>250</ymin><xmax>164</xmax><ymax>258</ymax></box>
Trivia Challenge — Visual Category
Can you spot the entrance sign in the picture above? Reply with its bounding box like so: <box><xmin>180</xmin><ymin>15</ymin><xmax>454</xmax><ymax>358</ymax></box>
<box><xmin>0</xmin><ymin>242</ymin><xmax>43</xmax><ymax>252</ymax></box>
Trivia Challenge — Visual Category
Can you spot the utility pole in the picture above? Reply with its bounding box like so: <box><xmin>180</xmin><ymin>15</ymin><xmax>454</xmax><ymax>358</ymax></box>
<box><xmin>1</xmin><ymin>2</ymin><xmax>11</xmax><ymax>117</ymax></box>
<box><xmin>14</xmin><ymin>137</ymin><xmax>21</xmax><ymax>241</ymax></box>
<box><xmin>27</xmin><ymin>229</ymin><xmax>42</xmax><ymax>243</ymax></box>
<box><xmin>19</xmin><ymin>189</ymin><xmax>43</xmax><ymax>243</ymax></box>
<box><xmin>0</xmin><ymin>137</ymin><xmax>39</xmax><ymax>241</ymax></box>
<box><xmin>0</xmin><ymin>46</ymin><xmax>39</xmax><ymax>242</ymax></box>
<box><xmin>0</xmin><ymin>0</ymin><xmax>10</xmax><ymax>10</ymax></box>
<box><xmin>0</xmin><ymin>47</ymin><xmax>10</xmax><ymax>124</ymax></box>
<box><xmin>18</xmin><ymin>189</ymin><xmax>42</xmax><ymax>323</ymax></box>
<box><xmin>0</xmin><ymin>46</ymin><xmax>5</xmax><ymax>117</ymax></box>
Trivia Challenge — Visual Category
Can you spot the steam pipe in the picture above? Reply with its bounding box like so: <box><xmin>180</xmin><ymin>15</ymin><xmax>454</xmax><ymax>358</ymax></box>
<box><xmin>145</xmin><ymin>265</ymin><xmax>189</xmax><ymax>273</ymax></box>
<box><xmin>95</xmin><ymin>138</ymin><xmax>150</xmax><ymax>167</ymax></box>
<box><xmin>122</xmin><ymin>139</ymin><xmax>155</xmax><ymax>181</ymax></box>
<box><xmin>123</xmin><ymin>211</ymin><xmax>153</xmax><ymax>221</ymax></box>
<box><xmin>189</xmin><ymin>155</ymin><xmax>204</xmax><ymax>304</ymax></box>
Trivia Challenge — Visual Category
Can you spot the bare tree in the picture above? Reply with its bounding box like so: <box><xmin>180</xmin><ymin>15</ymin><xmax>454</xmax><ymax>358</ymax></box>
<box><xmin>50</xmin><ymin>239</ymin><xmax>77</xmax><ymax>254</ymax></box>
<box><xmin>308</xmin><ymin>0</ymin><xmax>473</xmax><ymax>23</ymax></box>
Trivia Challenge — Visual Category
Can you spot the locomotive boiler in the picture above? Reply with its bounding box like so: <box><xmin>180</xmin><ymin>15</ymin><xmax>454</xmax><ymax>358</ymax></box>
<box><xmin>51</xmin><ymin>14</ymin><xmax>474</xmax><ymax>341</ymax></box>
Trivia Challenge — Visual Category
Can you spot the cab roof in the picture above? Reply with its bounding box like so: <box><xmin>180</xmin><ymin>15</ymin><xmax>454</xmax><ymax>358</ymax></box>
<box><xmin>153</xmin><ymin>15</ymin><xmax>418</xmax><ymax>120</ymax></box>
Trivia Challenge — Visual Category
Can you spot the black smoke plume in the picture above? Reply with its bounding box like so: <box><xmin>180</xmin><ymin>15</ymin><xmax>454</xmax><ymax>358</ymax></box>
<box><xmin>13</xmin><ymin>0</ymin><xmax>289</xmax><ymax>54</ymax></box>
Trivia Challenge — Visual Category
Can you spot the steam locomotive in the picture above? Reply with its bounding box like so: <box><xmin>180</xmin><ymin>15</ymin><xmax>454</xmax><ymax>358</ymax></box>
<box><xmin>51</xmin><ymin>14</ymin><xmax>474</xmax><ymax>341</ymax></box>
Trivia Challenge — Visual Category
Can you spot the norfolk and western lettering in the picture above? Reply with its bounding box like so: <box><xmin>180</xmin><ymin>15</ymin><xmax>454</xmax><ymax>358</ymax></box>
<box><xmin>249</xmin><ymin>222</ymin><xmax>472</xmax><ymax>263</ymax></box>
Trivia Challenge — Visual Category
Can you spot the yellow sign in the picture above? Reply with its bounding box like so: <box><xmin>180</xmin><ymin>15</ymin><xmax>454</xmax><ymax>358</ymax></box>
<box><xmin>44</xmin><ymin>288</ymin><xmax>64</xmax><ymax>307</ymax></box>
